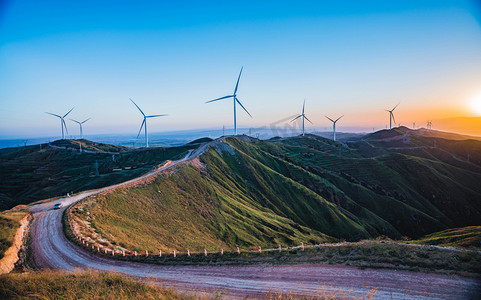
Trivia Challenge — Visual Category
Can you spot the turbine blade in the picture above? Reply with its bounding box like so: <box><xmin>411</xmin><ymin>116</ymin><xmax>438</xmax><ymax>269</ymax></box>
<box><xmin>46</xmin><ymin>112</ymin><xmax>62</xmax><ymax>118</ymax></box>
<box><xmin>146</xmin><ymin>114</ymin><xmax>167</xmax><ymax>118</ymax></box>
<box><xmin>302</xmin><ymin>99</ymin><xmax>305</xmax><ymax>114</ymax></box>
<box><xmin>206</xmin><ymin>95</ymin><xmax>234</xmax><ymax>103</ymax></box>
<box><xmin>69</xmin><ymin>118</ymin><xmax>81</xmax><ymax>124</ymax></box>
<box><xmin>130</xmin><ymin>98</ymin><xmax>145</xmax><ymax>116</ymax></box>
<box><xmin>392</xmin><ymin>102</ymin><xmax>400</xmax><ymax>111</ymax></box>
<box><xmin>63</xmin><ymin>107</ymin><xmax>74</xmax><ymax>118</ymax></box>
<box><xmin>391</xmin><ymin>112</ymin><xmax>397</xmax><ymax>125</ymax></box>
<box><xmin>81</xmin><ymin>118</ymin><xmax>91</xmax><ymax>124</ymax></box>
<box><xmin>234</xmin><ymin>66</ymin><xmax>243</xmax><ymax>95</ymax></box>
<box><xmin>137</xmin><ymin>119</ymin><xmax>145</xmax><ymax>138</ymax></box>
<box><xmin>235</xmin><ymin>97</ymin><xmax>252</xmax><ymax>118</ymax></box>
<box><xmin>291</xmin><ymin>115</ymin><xmax>302</xmax><ymax>122</ymax></box>
<box><xmin>335</xmin><ymin>115</ymin><xmax>344</xmax><ymax>122</ymax></box>
<box><xmin>62</xmin><ymin>119</ymin><xmax>69</xmax><ymax>135</ymax></box>
<box><xmin>304</xmin><ymin>115</ymin><xmax>313</xmax><ymax>124</ymax></box>
<box><xmin>325</xmin><ymin>116</ymin><xmax>334</xmax><ymax>122</ymax></box>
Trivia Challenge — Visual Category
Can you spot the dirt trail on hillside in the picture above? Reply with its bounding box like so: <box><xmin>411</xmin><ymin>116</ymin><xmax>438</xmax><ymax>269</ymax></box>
<box><xmin>29</xmin><ymin>144</ymin><xmax>481</xmax><ymax>299</ymax></box>
<box><xmin>0</xmin><ymin>213</ymin><xmax>30</xmax><ymax>274</ymax></box>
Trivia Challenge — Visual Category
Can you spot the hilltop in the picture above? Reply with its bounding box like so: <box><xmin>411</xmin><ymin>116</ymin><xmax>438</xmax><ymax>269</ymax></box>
<box><xmin>73</xmin><ymin>128</ymin><xmax>481</xmax><ymax>253</ymax></box>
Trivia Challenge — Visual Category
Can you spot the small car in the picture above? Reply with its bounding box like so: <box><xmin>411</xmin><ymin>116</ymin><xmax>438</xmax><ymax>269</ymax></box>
<box><xmin>53</xmin><ymin>203</ymin><xmax>63</xmax><ymax>210</ymax></box>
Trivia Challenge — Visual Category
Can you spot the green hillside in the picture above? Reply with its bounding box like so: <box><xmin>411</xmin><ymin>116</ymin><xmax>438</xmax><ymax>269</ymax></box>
<box><xmin>82</xmin><ymin>129</ymin><xmax>481</xmax><ymax>252</ymax></box>
<box><xmin>409</xmin><ymin>226</ymin><xmax>481</xmax><ymax>249</ymax></box>
<box><xmin>0</xmin><ymin>139</ymin><xmax>195</xmax><ymax>210</ymax></box>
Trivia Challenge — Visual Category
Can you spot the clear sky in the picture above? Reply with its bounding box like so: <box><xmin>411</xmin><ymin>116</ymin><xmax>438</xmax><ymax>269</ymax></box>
<box><xmin>1</xmin><ymin>0</ymin><xmax>481</xmax><ymax>138</ymax></box>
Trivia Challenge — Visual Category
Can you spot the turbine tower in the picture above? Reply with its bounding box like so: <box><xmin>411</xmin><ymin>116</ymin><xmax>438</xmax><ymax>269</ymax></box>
<box><xmin>45</xmin><ymin>107</ymin><xmax>74</xmax><ymax>140</ymax></box>
<box><xmin>385</xmin><ymin>103</ymin><xmax>400</xmax><ymax>129</ymax></box>
<box><xmin>206</xmin><ymin>67</ymin><xmax>252</xmax><ymax>135</ymax></box>
<box><xmin>130</xmin><ymin>98</ymin><xmax>167</xmax><ymax>148</ymax></box>
<box><xmin>69</xmin><ymin>118</ymin><xmax>91</xmax><ymax>139</ymax></box>
<box><xmin>291</xmin><ymin>99</ymin><xmax>312</xmax><ymax>136</ymax></box>
<box><xmin>325</xmin><ymin>115</ymin><xmax>343</xmax><ymax>141</ymax></box>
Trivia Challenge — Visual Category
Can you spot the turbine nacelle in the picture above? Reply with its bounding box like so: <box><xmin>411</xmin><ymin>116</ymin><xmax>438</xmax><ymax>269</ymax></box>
<box><xmin>130</xmin><ymin>98</ymin><xmax>167</xmax><ymax>147</ymax></box>
<box><xmin>206</xmin><ymin>67</ymin><xmax>252</xmax><ymax>135</ymax></box>
<box><xmin>45</xmin><ymin>107</ymin><xmax>74</xmax><ymax>139</ymax></box>
<box><xmin>291</xmin><ymin>99</ymin><xmax>312</xmax><ymax>136</ymax></box>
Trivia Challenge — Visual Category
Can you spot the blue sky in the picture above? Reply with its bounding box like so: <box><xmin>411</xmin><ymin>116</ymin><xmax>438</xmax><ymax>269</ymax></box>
<box><xmin>1</xmin><ymin>0</ymin><xmax>481</xmax><ymax>138</ymax></box>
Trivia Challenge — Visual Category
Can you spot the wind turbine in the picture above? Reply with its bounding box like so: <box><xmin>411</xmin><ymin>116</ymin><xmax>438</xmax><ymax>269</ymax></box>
<box><xmin>130</xmin><ymin>98</ymin><xmax>167</xmax><ymax>148</ymax></box>
<box><xmin>291</xmin><ymin>99</ymin><xmax>312</xmax><ymax>136</ymax></box>
<box><xmin>45</xmin><ymin>108</ymin><xmax>74</xmax><ymax>140</ymax></box>
<box><xmin>69</xmin><ymin>118</ymin><xmax>90</xmax><ymax>139</ymax></box>
<box><xmin>385</xmin><ymin>103</ymin><xmax>400</xmax><ymax>129</ymax></box>
<box><xmin>206</xmin><ymin>67</ymin><xmax>252</xmax><ymax>135</ymax></box>
<box><xmin>325</xmin><ymin>115</ymin><xmax>343</xmax><ymax>141</ymax></box>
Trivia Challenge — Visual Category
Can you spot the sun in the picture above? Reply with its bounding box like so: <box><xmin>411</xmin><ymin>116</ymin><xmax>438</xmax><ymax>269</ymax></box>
<box><xmin>470</xmin><ymin>92</ymin><xmax>481</xmax><ymax>115</ymax></box>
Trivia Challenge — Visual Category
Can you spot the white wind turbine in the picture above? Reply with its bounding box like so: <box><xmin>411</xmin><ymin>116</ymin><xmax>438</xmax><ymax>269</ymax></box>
<box><xmin>45</xmin><ymin>107</ymin><xmax>74</xmax><ymax>140</ymax></box>
<box><xmin>206</xmin><ymin>67</ymin><xmax>252</xmax><ymax>135</ymax></box>
<box><xmin>130</xmin><ymin>98</ymin><xmax>167</xmax><ymax>148</ymax></box>
<box><xmin>386</xmin><ymin>103</ymin><xmax>400</xmax><ymax>129</ymax></box>
<box><xmin>291</xmin><ymin>99</ymin><xmax>312</xmax><ymax>136</ymax></box>
<box><xmin>325</xmin><ymin>115</ymin><xmax>343</xmax><ymax>141</ymax></box>
<box><xmin>69</xmin><ymin>118</ymin><xmax>91</xmax><ymax>139</ymax></box>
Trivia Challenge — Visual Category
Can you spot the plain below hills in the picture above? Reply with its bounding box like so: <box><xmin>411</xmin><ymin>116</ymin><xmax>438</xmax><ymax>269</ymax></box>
<box><xmin>75</xmin><ymin>127</ymin><xmax>481</xmax><ymax>253</ymax></box>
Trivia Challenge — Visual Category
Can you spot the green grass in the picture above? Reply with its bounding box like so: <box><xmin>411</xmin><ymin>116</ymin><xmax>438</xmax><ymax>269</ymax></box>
<box><xmin>76</xmin><ymin>133</ymin><xmax>481</xmax><ymax>254</ymax></box>
<box><xmin>0</xmin><ymin>270</ymin><xmax>189</xmax><ymax>299</ymax></box>
<box><xmin>409</xmin><ymin>226</ymin><xmax>481</xmax><ymax>249</ymax></box>
<box><xmin>0</xmin><ymin>209</ymin><xmax>29</xmax><ymax>259</ymax></box>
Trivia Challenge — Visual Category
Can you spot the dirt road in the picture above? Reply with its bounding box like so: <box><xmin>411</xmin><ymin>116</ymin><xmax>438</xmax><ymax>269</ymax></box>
<box><xmin>29</xmin><ymin>147</ymin><xmax>481</xmax><ymax>299</ymax></box>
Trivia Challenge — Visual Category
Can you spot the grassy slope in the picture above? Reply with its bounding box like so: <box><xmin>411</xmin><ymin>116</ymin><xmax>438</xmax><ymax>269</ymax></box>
<box><xmin>0</xmin><ymin>140</ymin><xmax>195</xmax><ymax>210</ymax></box>
<box><xmin>84</xmin><ymin>132</ymin><xmax>481</xmax><ymax>253</ymax></box>
<box><xmin>0</xmin><ymin>209</ymin><xmax>29</xmax><ymax>259</ymax></box>
<box><xmin>87</xmin><ymin>140</ymin><xmax>369</xmax><ymax>253</ymax></box>
<box><xmin>410</xmin><ymin>226</ymin><xmax>481</xmax><ymax>249</ymax></box>
<box><xmin>257</xmin><ymin>133</ymin><xmax>481</xmax><ymax>237</ymax></box>
<box><xmin>0</xmin><ymin>271</ymin><xmax>186</xmax><ymax>300</ymax></box>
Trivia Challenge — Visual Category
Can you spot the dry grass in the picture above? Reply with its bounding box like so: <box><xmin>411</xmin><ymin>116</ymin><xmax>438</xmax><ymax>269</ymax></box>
<box><xmin>0</xmin><ymin>209</ymin><xmax>29</xmax><ymax>259</ymax></box>
<box><xmin>0</xmin><ymin>270</ymin><xmax>190</xmax><ymax>299</ymax></box>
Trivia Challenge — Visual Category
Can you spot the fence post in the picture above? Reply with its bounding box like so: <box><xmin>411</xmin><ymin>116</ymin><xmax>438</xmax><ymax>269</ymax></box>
<box><xmin>301</xmin><ymin>242</ymin><xmax>304</xmax><ymax>251</ymax></box>
<box><xmin>221</xmin><ymin>248</ymin><xmax>223</xmax><ymax>255</ymax></box>
<box><xmin>237</xmin><ymin>247</ymin><xmax>240</xmax><ymax>254</ymax></box>
<box><xmin>278</xmin><ymin>244</ymin><xmax>282</xmax><ymax>252</ymax></box>
<box><xmin>204</xmin><ymin>249</ymin><xmax>208</xmax><ymax>256</ymax></box>
<box><xmin>173</xmin><ymin>250</ymin><xmax>176</xmax><ymax>258</ymax></box>
<box><xmin>134</xmin><ymin>251</ymin><xmax>137</xmax><ymax>256</ymax></box>
<box><xmin>159</xmin><ymin>250</ymin><xmax>162</xmax><ymax>257</ymax></box>
<box><xmin>123</xmin><ymin>250</ymin><xmax>125</xmax><ymax>256</ymax></box>
<box><xmin>187</xmin><ymin>249</ymin><xmax>190</xmax><ymax>257</ymax></box>
<box><xmin>112</xmin><ymin>250</ymin><xmax>114</xmax><ymax>256</ymax></box>
<box><xmin>259</xmin><ymin>246</ymin><xmax>262</xmax><ymax>253</ymax></box>
<box><xmin>146</xmin><ymin>250</ymin><xmax>148</xmax><ymax>257</ymax></box>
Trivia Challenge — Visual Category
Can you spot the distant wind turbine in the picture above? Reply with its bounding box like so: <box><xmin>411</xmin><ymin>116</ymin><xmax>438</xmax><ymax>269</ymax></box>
<box><xmin>69</xmin><ymin>118</ymin><xmax>91</xmax><ymax>139</ymax></box>
<box><xmin>45</xmin><ymin>107</ymin><xmax>74</xmax><ymax>140</ymax></box>
<box><xmin>291</xmin><ymin>99</ymin><xmax>312</xmax><ymax>136</ymax></box>
<box><xmin>325</xmin><ymin>115</ymin><xmax>343</xmax><ymax>141</ymax></box>
<box><xmin>206</xmin><ymin>67</ymin><xmax>252</xmax><ymax>135</ymax></box>
<box><xmin>130</xmin><ymin>98</ymin><xmax>167</xmax><ymax>148</ymax></box>
<box><xmin>385</xmin><ymin>103</ymin><xmax>400</xmax><ymax>130</ymax></box>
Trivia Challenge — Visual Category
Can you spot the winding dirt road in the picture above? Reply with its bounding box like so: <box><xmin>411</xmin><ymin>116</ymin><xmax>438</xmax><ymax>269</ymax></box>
<box><xmin>29</xmin><ymin>147</ymin><xmax>481</xmax><ymax>299</ymax></box>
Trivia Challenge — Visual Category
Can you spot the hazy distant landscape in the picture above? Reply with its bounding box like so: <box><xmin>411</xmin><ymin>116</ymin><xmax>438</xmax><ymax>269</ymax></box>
<box><xmin>2</xmin><ymin>0</ymin><xmax>481</xmax><ymax>299</ymax></box>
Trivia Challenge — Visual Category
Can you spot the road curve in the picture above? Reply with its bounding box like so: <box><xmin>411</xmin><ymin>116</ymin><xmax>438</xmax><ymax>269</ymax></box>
<box><xmin>29</xmin><ymin>148</ymin><xmax>480</xmax><ymax>299</ymax></box>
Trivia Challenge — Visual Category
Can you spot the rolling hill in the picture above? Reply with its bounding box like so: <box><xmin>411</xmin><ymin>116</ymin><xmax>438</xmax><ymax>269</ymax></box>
<box><xmin>76</xmin><ymin>128</ymin><xmax>481</xmax><ymax>252</ymax></box>
<box><xmin>0</xmin><ymin>139</ymin><xmax>200</xmax><ymax>210</ymax></box>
